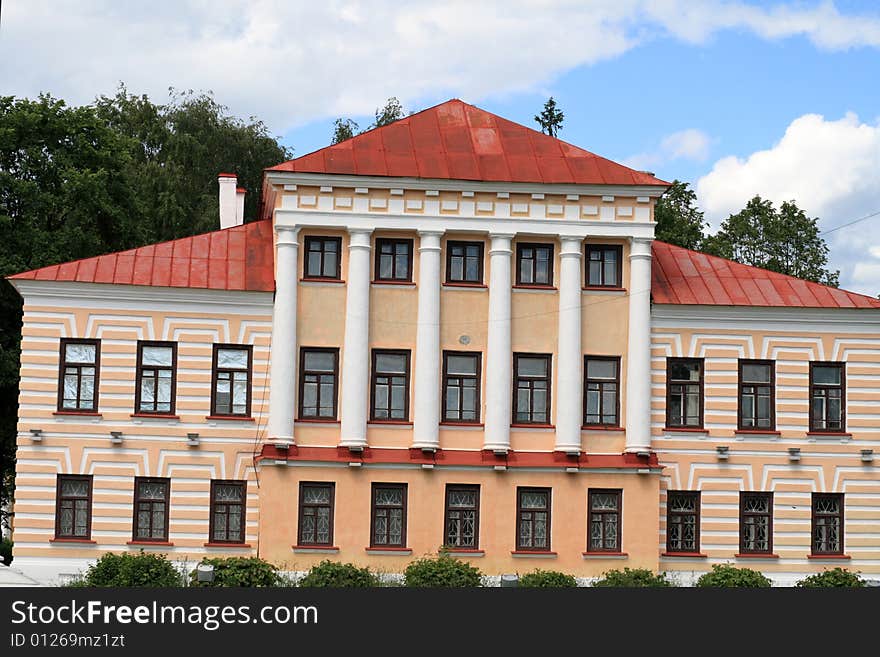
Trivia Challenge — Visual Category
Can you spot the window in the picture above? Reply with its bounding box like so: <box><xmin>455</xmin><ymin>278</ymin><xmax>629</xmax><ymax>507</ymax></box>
<box><xmin>739</xmin><ymin>492</ymin><xmax>773</xmax><ymax>554</ymax></box>
<box><xmin>132</xmin><ymin>477</ymin><xmax>170</xmax><ymax>542</ymax></box>
<box><xmin>516</xmin><ymin>243</ymin><xmax>554</xmax><ymax>286</ymax></box>
<box><xmin>444</xmin><ymin>485</ymin><xmax>480</xmax><ymax>549</ymax></box>
<box><xmin>375</xmin><ymin>238</ymin><xmax>413</xmax><ymax>282</ymax></box>
<box><xmin>304</xmin><ymin>236</ymin><xmax>342</xmax><ymax>280</ymax></box>
<box><xmin>209</xmin><ymin>480</ymin><xmax>246</xmax><ymax>544</ymax></box>
<box><xmin>371</xmin><ymin>484</ymin><xmax>407</xmax><ymax>547</ymax></box>
<box><xmin>442</xmin><ymin>352</ymin><xmax>481</xmax><ymax>423</ymax></box>
<box><xmin>211</xmin><ymin>345</ymin><xmax>252</xmax><ymax>417</ymax></box>
<box><xmin>812</xmin><ymin>493</ymin><xmax>844</xmax><ymax>555</ymax></box>
<box><xmin>810</xmin><ymin>362</ymin><xmax>845</xmax><ymax>432</ymax></box>
<box><xmin>513</xmin><ymin>354</ymin><xmax>551</xmax><ymax>424</ymax></box>
<box><xmin>516</xmin><ymin>488</ymin><xmax>551</xmax><ymax>551</ymax></box>
<box><xmin>135</xmin><ymin>342</ymin><xmax>177</xmax><ymax>415</ymax></box>
<box><xmin>738</xmin><ymin>360</ymin><xmax>775</xmax><ymax>430</ymax></box>
<box><xmin>55</xmin><ymin>475</ymin><xmax>93</xmax><ymax>540</ymax></box>
<box><xmin>446</xmin><ymin>241</ymin><xmax>483</xmax><ymax>284</ymax></box>
<box><xmin>298</xmin><ymin>482</ymin><xmax>334</xmax><ymax>546</ymax></box>
<box><xmin>370</xmin><ymin>350</ymin><xmax>410</xmax><ymax>421</ymax></box>
<box><xmin>666</xmin><ymin>358</ymin><xmax>703</xmax><ymax>428</ymax></box>
<box><xmin>666</xmin><ymin>491</ymin><xmax>700</xmax><ymax>553</ymax></box>
<box><xmin>588</xmin><ymin>489</ymin><xmax>622</xmax><ymax>552</ymax></box>
<box><xmin>586</xmin><ymin>245</ymin><xmax>622</xmax><ymax>287</ymax></box>
<box><xmin>58</xmin><ymin>339</ymin><xmax>100</xmax><ymax>412</ymax></box>
<box><xmin>584</xmin><ymin>356</ymin><xmax>620</xmax><ymax>427</ymax></box>
<box><xmin>298</xmin><ymin>348</ymin><xmax>339</xmax><ymax>420</ymax></box>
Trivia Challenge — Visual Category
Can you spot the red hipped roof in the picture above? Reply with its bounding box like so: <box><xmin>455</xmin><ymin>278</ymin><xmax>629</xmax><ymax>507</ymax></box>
<box><xmin>268</xmin><ymin>99</ymin><xmax>669</xmax><ymax>187</ymax></box>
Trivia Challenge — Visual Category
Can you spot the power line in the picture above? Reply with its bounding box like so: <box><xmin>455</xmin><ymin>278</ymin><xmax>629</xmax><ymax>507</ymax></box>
<box><xmin>821</xmin><ymin>209</ymin><xmax>880</xmax><ymax>236</ymax></box>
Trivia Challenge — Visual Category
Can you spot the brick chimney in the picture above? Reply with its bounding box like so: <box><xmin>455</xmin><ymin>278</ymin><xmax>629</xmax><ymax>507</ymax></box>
<box><xmin>218</xmin><ymin>173</ymin><xmax>240</xmax><ymax>229</ymax></box>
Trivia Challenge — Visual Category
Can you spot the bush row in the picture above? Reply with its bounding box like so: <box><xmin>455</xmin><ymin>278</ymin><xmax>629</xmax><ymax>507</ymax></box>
<box><xmin>63</xmin><ymin>552</ymin><xmax>867</xmax><ymax>588</ymax></box>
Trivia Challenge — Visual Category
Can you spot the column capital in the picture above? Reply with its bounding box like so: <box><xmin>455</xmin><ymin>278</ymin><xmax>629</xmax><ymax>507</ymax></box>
<box><xmin>418</xmin><ymin>230</ymin><xmax>443</xmax><ymax>252</ymax></box>
<box><xmin>417</xmin><ymin>229</ymin><xmax>445</xmax><ymax>237</ymax></box>
<box><xmin>629</xmin><ymin>236</ymin><xmax>653</xmax><ymax>259</ymax></box>
<box><xmin>348</xmin><ymin>228</ymin><xmax>373</xmax><ymax>250</ymax></box>
<box><xmin>559</xmin><ymin>235</ymin><xmax>584</xmax><ymax>257</ymax></box>
<box><xmin>275</xmin><ymin>225</ymin><xmax>300</xmax><ymax>247</ymax></box>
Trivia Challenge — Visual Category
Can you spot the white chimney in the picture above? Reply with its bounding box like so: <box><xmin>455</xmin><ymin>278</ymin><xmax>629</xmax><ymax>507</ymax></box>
<box><xmin>235</xmin><ymin>186</ymin><xmax>246</xmax><ymax>226</ymax></box>
<box><xmin>218</xmin><ymin>173</ymin><xmax>239</xmax><ymax>229</ymax></box>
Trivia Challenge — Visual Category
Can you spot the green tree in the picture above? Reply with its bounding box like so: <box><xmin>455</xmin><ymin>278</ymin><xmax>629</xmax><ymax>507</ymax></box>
<box><xmin>331</xmin><ymin>118</ymin><xmax>359</xmax><ymax>144</ymax></box>
<box><xmin>370</xmin><ymin>97</ymin><xmax>406</xmax><ymax>129</ymax></box>
<box><xmin>534</xmin><ymin>97</ymin><xmax>564</xmax><ymax>137</ymax></box>
<box><xmin>654</xmin><ymin>180</ymin><xmax>707</xmax><ymax>250</ymax></box>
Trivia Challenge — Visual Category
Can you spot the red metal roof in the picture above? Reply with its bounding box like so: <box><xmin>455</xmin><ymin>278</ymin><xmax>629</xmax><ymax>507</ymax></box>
<box><xmin>8</xmin><ymin>220</ymin><xmax>275</xmax><ymax>292</ymax></box>
<box><xmin>652</xmin><ymin>241</ymin><xmax>880</xmax><ymax>309</ymax></box>
<box><xmin>268</xmin><ymin>99</ymin><xmax>669</xmax><ymax>187</ymax></box>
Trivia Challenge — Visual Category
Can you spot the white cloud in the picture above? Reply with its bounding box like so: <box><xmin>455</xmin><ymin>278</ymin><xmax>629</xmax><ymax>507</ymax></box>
<box><xmin>695</xmin><ymin>112</ymin><xmax>880</xmax><ymax>295</ymax></box>
<box><xmin>624</xmin><ymin>129</ymin><xmax>712</xmax><ymax>170</ymax></box>
<box><xmin>2</xmin><ymin>1</ymin><xmax>880</xmax><ymax>133</ymax></box>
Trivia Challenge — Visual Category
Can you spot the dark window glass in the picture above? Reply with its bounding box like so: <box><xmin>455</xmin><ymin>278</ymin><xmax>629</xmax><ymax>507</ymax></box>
<box><xmin>666</xmin><ymin>358</ymin><xmax>703</xmax><ymax>428</ymax></box>
<box><xmin>371</xmin><ymin>350</ymin><xmax>410</xmax><ymax>421</ymax></box>
<box><xmin>812</xmin><ymin>493</ymin><xmax>844</xmax><ymax>555</ymax></box>
<box><xmin>304</xmin><ymin>236</ymin><xmax>342</xmax><ymax>279</ymax></box>
<box><xmin>516</xmin><ymin>243</ymin><xmax>553</xmax><ymax>286</ymax></box>
<box><xmin>666</xmin><ymin>491</ymin><xmax>700</xmax><ymax>553</ymax></box>
<box><xmin>739</xmin><ymin>492</ymin><xmax>773</xmax><ymax>554</ymax></box>
<box><xmin>371</xmin><ymin>484</ymin><xmax>407</xmax><ymax>547</ymax></box>
<box><xmin>298</xmin><ymin>482</ymin><xmax>334</xmax><ymax>546</ymax></box>
<box><xmin>58</xmin><ymin>339</ymin><xmax>100</xmax><ymax>411</ymax></box>
<box><xmin>135</xmin><ymin>342</ymin><xmax>176</xmax><ymax>415</ymax></box>
<box><xmin>588</xmin><ymin>489</ymin><xmax>622</xmax><ymax>552</ymax></box>
<box><xmin>375</xmin><ymin>238</ymin><xmax>413</xmax><ymax>282</ymax></box>
<box><xmin>211</xmin><ymin>345</ymin><xmax>252</xmax><ymax>417</ymax></box>
<box><xmin>810</xmin><ymin>363</ymin><xmax>845</xmax><ymax>432</ymax></box>
<box><xmin>299</xmin><ymin>348</ymin><xmax>339</xmax><ymax>419</ymax></box>
<box><xmin>513</xmin><ymin>354</ymin><xmax>551</xmax><ymax>424</ymax></box>
<box><xmin>446</xmin><ymin>241</ymin><xmax>483</xmax><ymax>284</ymax></box>
<box><xmin>55</xmin><ymin>475</ymin><xmax>93</xmax><ymax>539</ymax></box>
<box><xmin>133</xmin><ymin>477</ymin><xmax>170</xmax><ymax>542</ymax></box>
<box><xmin>210</xmin><ymin>480</ymin><xmax>246</xmax><ymax>544</ymax></box>
<box><xmin>584</xmin><ymin>357</ymin><xmax>620</xmax><ymax>426</ymax></box>
<box><xmin>444</xmin><ymin>485</ymin><xmax>480</xmax><ymax>549</ymax></box>
<box><xmin>586</xmin><ymin>245</ymin><xmax>622</xmax><ymax>287</ymax></box>
<box><xmin>516</xmin><ymin>488</ymin><xmax>551</xmax><ymax>551</ymax></box>
<box><xmin>739</xmin><ymin>360</ymin><xmax>774</xmax><ymax>430</ymax></box>
<box><xmin>442</xmin><ymin>352</ymin><xmax>481</xmax><ymax>423</ymax></box>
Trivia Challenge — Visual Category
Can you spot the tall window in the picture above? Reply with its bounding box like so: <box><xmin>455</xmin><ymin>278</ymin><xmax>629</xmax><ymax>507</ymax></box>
<box><xmin>738</xmin><ymin>360</ymin><xmax>774</xmax><ymax>430</ymax></box>
<box><xmin>588</xmin><ymin>489</ymin><xmax>622</xmax><ymax>552</ymax></box>
<box><xmin>739</xmin><ymin>492</ymin><xmax>773</xmax><ymax>554</ymax></box>
<box><xmin>371</xmin><ymin>484</ymin><xmax>407</xmax><ymax>547</ymax></box>
<box><xmin>444</xmin><ymin>485</ymin><xmax>480</xmax><ymax>549</ymax></box>
<box><xmin>812</xmin><ymin>493</ymin><xmax>844</xmax><ymax>555</ymax></box>
<box><xmin>304</xmin><ymin>236</ymin><xmax>342</xmax><ymax>280</ymax></box>
<box><xmin>584</xmin><ymin>356</ymin><xmax>620</xmax><ymax>427</ymax></box>
<box><xmin>298</xmin><ymin>348</ymin><xmax>339</xmax><ymax>420</ymax></box>
<box><xmin>132</xmin><ymin>477</ymin><xmax>170</xmax><ymax>542</ymax></box>
<box><xmin>586</xmin><ymin>245</ymin><xmax>622</xmax><ymax>287</ymax></box>
<box><xmin>209</xmin><ymin>480</ymin><xmax>246</xmax><ymax>544</ymax></box>
<box><xmin>810</xmin><ymin>362</ymin><xmax>845</xmax><ymax>432</ymax></box>
<box><xmin>666</xmin><ymin>358</ymin><xmax>703</xmax><ymax>428</ymax></box>
<box><xmin>370</xmin><ymin>350</ymin><xmax>410</xmax><ymax>421</ymax></box>
<box><xmin>375</xmin><ymin>238</ymin><xmax>413</xmax><ymax>282</ymax></box>
<box><xmin>442</xmin><ymin>352</ymin><xmax>481</xmax><ymax>423</ymax></box>
<box><xmin>446</xmin><ymin>241</ymin><xmax>483</xmax><ymax>284</ymax></box>
<box><xmin>55</xmin><ymin>475</ymin><xmax>93</xmax><ymax>540</ymax></box>
<box><xmin>513</xmin><ymin>354</ymin><xmax>552</xmax><ymax>424</ymax></box>
<box><xmin>298</xmin><ymin>482</ymin><xmax>334</xmax><ymax>546</ymax></box>
<box><xmin>516</xmin><ymin>243</ymin><xmax>554</xmax><ymax>286</ymax></box>
<box><xmin>516</xmin><ymin>488</ymin><xmax>551</xmax><ymax>551</ymax></box>
<box><xmin>58</xmin><ymin>339</ymin><xmax>100</xmax><ymax>412</ymax></box>
<box><xmin>211</xmin><ymin>345</ymin><xmax>252</xmax><ymax>417</ymax></box>
<box><xmin>666</xmin><ymin>491</ymin><xmax>700</xmax><ymax>553</ymax></box>
<box><xmin>135</xmin><ymin>342</ymin><xmax>177</xmax><ymax>415</ymax></box>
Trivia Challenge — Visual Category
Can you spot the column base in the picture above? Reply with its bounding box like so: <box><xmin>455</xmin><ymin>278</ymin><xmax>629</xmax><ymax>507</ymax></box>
<box><xmin>270</xmin><ymin>436</ymin><xmax>295</xmax><ymax>449</ymax></box>
<box><xmin>411</xmin><ymin>442</ymin><xmax>440</xmax><ymax>452</ymax></box>
<box><xmin>624</xmin><ymin>446</ymin><xmax>653</xmax><ymax>456</ymax></box>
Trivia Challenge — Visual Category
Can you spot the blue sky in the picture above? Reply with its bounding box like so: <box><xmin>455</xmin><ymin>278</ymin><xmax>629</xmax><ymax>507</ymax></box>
<box><xmin>3</xmin><ymin>1</ymin><xmax>880</xmax><ymax>292</ymax></box>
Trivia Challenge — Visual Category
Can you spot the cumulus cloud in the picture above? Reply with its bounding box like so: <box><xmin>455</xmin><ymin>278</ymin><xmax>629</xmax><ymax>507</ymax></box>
<box><xmin>2</xmin><ymin>1</ymin><xmax>880</xmax><ymax>133</ymax></box>
<box><xmin>624</xmin><ymin>129</ymin><xmax>712</xmax><ymax>170</ymax></box>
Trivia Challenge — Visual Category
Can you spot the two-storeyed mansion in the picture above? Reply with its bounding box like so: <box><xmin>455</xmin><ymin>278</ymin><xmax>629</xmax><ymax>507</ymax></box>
<box><xmin>8</xmin><ymin>100</ymin><xmax>880</xmax><ymax>585</ymax></box>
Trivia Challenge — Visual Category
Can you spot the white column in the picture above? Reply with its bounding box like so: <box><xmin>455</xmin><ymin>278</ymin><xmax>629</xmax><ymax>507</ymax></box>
<box><xmin>555</xmin><ymin>236</ymin><xmax>583</xmax><ymax>453</ymax></box>
<box><xmin>412</xmin><ymin>231</ymin><xmax>443</xmax><ymax>450</ymax></box>
<box><xmin>339</xmin><ymin>229</ymin><xmax>373</xmax><ymax>448</ymax></box>
<box><xmin>483</xmin><ymin>233</ymin><xmax>514</xmax><ymax>452</ymax></box>
<box><xmin>267</xmin><ymin>226</ymin><xmax>299</xmax><ymax>445</ymax></box>
<box><xmin>625</xmin><ymin>237</ymin><xmax>653</xmax><ymax>453</ymax></box>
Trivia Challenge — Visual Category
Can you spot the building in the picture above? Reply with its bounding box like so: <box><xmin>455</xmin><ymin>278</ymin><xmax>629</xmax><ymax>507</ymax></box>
<box><xmin>8</xmin><ymin>100</ymin><xmax>880</xmax><ymax>585</ymax></box>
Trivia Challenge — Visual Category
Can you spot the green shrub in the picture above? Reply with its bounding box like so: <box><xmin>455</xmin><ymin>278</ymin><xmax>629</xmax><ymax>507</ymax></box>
<box><xmin>0</xmin><ymin>539</ymin><xmax>12</xmax><ymax>566</ymax></box>
<box><xmin>518</xmin><ymin>569</ymin><xmax>578</xmax><ymax>588</ymax></box>
<box><xmin>403</xmin><ymin>555</ymin><xmax>482</xmax><ymax>587</ymax></box>
<box><xmin>592</xmin><ymin>567</ymin><xmax>671</xmax><ymax>587</ymax></box>
<box><xmin>696</xmin><ymin>564</ymin><xmax>771</xmax><ymax>588</ymax></box>
<box><xmin>190</xmin><ymin>556</ymin><xmax>279</xmax><ymax>587</ymax></box>
<box><xmin>80</xmin><ymin>551</ymin><xmax>182</xmax><ymax>587</ymax></box>
<box><xmin>796</xmin><ymin>568</ymin><xmax>865</xmax><ymax>588</ymax></box>
<box><xmin>298</xmin><ymin>560</ymin><xmax>379</xmax><ymax>587</ymax></box>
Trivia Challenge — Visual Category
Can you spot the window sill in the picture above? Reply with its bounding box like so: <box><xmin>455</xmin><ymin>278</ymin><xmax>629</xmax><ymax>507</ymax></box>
<box><xmin>734</xmin><ymin>553</ymin><xmax>778</xmax><ymax>559</ymax></box>
<box><xmin>807</xmin><ymin>554</ymin><xmax>851</xmax><ymax>560</ymax></box>
<box><xmin>371</xmin><ymin>280</ymin><xmax>416</xmax><ymax>287</ymax></box>
<box><xmin>205</xmin><ymin>415</ymin><xmax>255</xmax><ymax>422</ymax></box>
<box><xmin>582</xmin><ymin>425</ymin><xmax>624</xmax><ymax>431</ymax></box>
<box><xmin>443</xmin><ymin>549</ymin><xmax>485</xmax><ymax>557</ymax></box>
<box><xmin>365</xmin><ymin>547</ymin><xmax>412</xmax><ymax>556</ymax></box>
<box><xmin>50</xmin><ymin>538</ymin><xmax>96</xmax><ymax>545</ymax></box>
<box><xmin>511</xmin><ymin>423</ymin><xmax>555</xmax><ymax>429</ymax></box>
<box><xmin>292</xmin><ymin>545</ymin><xmax>340</xmax><ymax>554</ymax></box>
<box><xmin>203</xmin><ymin>543</ymin><xmax>253</xmax><ymax>548</ymax></box>
<box><xmin>130</xmin><ymin>413</ymin><xmax>180</xmax><ymax>420</ymax></box>
<box><xmin>660</xmin><ymin>552</ymin><xmax>708</xmax><ymax>558</ymax></box>
<box><xmin>582</xmin><ymin>286</ymin><xmax>626</xmax><ymax>292</ymax></box>
<box><xmin>440</xmin><ymin>421</ymin><xmax>484</xmax><ymax>427</ymax></box>
<box><xmin>582</xmin><ymin>551</ymin><xmax>628</xmax><ymax>559</ymax></box>
<box><xmin>735</xmin><ymin>429</ymin><xmax>780</xmax><ymax>436</ymax></box>
<box><xmin>443</xmin><ymin>282</ymin><xmax>487</xmax><ymax>289</ymax></box>
<box><xmin>300</xmin><ymin>277</ymin><xmax>345</xmax><ymax>284</ymax></box>
<box><xmin>512</xmin><ymin>285</ymin><xmax>557</xmax><ymax>292</ymax></box>
<box><xmin>807</xmin><ymin>431</ymin><xmax>852</xmax><ymax>438</ymax></box>
<box><xmin>511</xmin><ymin>550</ymin><xmax>557</xmax><ymax>558</ymax></box>
<box><xmin>53</xmin><ymin>411</ymin><xmax>102</xmax><ymax>417</ymax></box>
<box><xmin>367</xmin><ymin>420</ymin><xmax>413</xmax><ymax>426</ymax></box>
<box><xmin>662</xmin><ymin>427</ymin><xmax>708</xmax><ymax>434</ymax></box>
<box><xmin>127</xmin><ymin>540</ymin><xmax>174</xmax><ymax>547</ymax></box>
<box><xmin>296</xmin><ymin>418</ymin><xmax>340</xmax><ymax>424</ymax></box>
